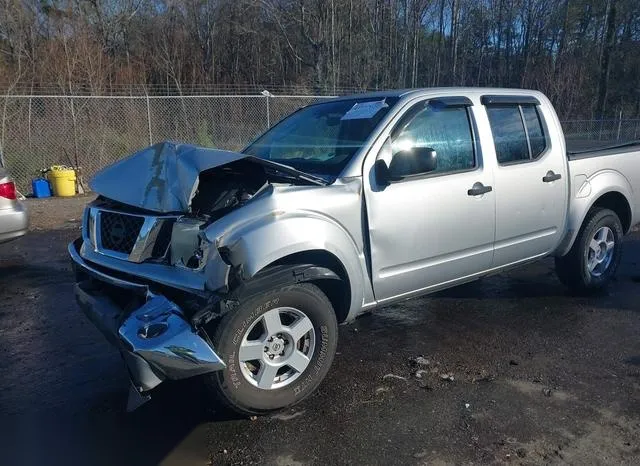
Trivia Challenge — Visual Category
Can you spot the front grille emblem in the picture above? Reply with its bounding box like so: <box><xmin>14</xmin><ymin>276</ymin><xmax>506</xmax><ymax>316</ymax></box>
<box><xmin>99</xmin><ymin>211</ymin><xmax>145</xmax><ymax>254</ymax></box>
<box><xmin>108</xmin><ymin>220</ymin><xmax>126</xmax><ymax>246</ymax></box>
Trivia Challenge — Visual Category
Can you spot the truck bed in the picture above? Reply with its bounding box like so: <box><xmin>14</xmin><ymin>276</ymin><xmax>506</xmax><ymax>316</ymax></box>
<box><xmin>567</xmin><ymin>141</ymin><xmax>640</xmax><ymax>232</ymax></box>
<box><xmin>567</xmin><ymin>140</ymin><xmax>640</xmax><ymax>160</ymax></box>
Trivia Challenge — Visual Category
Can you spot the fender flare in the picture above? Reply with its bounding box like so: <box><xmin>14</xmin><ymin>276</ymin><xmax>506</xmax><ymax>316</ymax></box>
<box><xmin>231</xmin><ymin>263</ymin><xmax>341</xmax><ymax>300</ymax></box>
<box><xmin>556</xmin><ymin>169</ymin><xmax>634</xmax><ymax>256</ymax></box>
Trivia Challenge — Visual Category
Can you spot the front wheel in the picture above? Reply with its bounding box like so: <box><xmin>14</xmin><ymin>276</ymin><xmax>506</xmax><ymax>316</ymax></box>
<box><xmin>555</xmin><ymin>207</ymin><xmax>623</xmax><ymax>292</ymax></box>
<box><xmin>205</xmin><ymin>282</ymin><xmax>338</xmax><ymax>415</ymax></box>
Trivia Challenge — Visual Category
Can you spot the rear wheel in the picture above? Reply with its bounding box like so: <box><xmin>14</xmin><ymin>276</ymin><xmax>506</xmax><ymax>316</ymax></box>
<box><xmin>555</xmin><ymin>207</ymin><xmax>623</xmax><ymax>292</ymax></box>
<box><xmin>205</xmin><ymin>282</ymin><xmax>338</xmax><ymax>415</ymax></box>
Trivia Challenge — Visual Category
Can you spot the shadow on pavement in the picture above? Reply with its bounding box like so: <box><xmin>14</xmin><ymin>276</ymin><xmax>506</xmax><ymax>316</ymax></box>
<box><xmin>0</xmin><ymin>229</ymin><xmax>240</xmax><ymax>466</ymax></box>
<box><xmin>2</xmin><ymin>380</ymin><xmax>243</xmax><ymax>466</ymax></box>
<box><xmin>433</xmin><ymin>237</ymin><xmax>640</xmax><ymax>310</ymax></box>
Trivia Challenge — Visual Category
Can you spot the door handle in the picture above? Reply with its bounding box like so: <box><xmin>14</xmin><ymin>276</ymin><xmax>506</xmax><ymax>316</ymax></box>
<box><xmin>467</xmin><ymin>182</ymin><xmax>493</xmax><ymax>196</ymax></box>
<box><xmin>543</xmin><ymin>171</ymin><xmax>562</xmax><ymax>183</ymax></box>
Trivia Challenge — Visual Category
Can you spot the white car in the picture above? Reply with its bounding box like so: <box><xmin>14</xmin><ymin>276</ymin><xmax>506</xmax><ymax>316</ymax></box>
<box><xmin>0</xmin><ymin>167</ymin><xmax>28</xmax><ymax>244</ymax></box>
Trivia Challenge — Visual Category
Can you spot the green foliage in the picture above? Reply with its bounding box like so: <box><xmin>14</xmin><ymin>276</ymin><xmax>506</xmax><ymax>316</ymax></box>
<box><xmin>195</xmin><ymin>121</ymin><xmax>215</xmax><ymax>148</ymax></box>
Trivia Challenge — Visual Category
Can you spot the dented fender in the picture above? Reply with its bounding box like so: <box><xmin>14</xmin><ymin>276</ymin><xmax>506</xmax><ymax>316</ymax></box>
<box><xmin>202</xmin><ymin>210</ymin><xmax>367</xmax><ymax>321</ymax></box>
<box><xmin>203</xmin><ymin>245</ymin><xmax>232</xmax><ymax>293</ymax></box>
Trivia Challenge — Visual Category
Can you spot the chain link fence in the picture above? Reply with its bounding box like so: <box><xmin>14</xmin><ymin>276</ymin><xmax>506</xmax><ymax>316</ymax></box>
<box><xmin>1</xmin><ymin>94</ymin><xmax>638</xmax><ymax>192</ymax></box>
<box><xmin>561</xmin><ymin>119</ymin><xmax>640</xmax><ymax>145</ymax></box>
<box><xmin>0</xmin><ymin>95</ymin><xmax>322</xmax><ymax>191</ymax></box>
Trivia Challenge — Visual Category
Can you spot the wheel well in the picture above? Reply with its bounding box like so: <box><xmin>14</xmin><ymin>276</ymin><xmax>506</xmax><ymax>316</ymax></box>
<box><xmin>591</xmin><ymin>191</ymin><xmax>632</xmax><ymax>233</ymax></box>
<box><xmin>269</xmin><ymin>250</ymin><xmax>351</xmax><ymax>323</ymax></box>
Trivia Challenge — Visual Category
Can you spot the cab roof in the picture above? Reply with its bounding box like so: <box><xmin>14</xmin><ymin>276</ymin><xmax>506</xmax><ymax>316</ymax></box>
<box><xmin>322</xmin><ymin>87</ymin><xmax>544</xmax><ymax>103</ymax></box>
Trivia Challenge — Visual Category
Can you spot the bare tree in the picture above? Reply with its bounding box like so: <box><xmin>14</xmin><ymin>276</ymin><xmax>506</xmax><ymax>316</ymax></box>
<box><xmin>0</xmin><ymin>0</ymin><xmax>638</xmax><ymax>118</ymax></box>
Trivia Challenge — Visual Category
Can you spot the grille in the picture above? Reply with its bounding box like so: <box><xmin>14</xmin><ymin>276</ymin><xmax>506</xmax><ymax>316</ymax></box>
<box><xmin>151</xmin><ymin>219</ymin><xmax>175</xmax><ymax>258</ymax></box>
<box><xmin>99</xmin><ymin>211</ymin><xmax>144</xmax><ymax>254</ymax></box>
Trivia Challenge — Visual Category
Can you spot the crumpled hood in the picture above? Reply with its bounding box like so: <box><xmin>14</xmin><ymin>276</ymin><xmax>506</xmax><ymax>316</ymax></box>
<box><xmin>90</xmin><ymin>141</ymin><xmax>250</xmax><ymax>213</ymax></box>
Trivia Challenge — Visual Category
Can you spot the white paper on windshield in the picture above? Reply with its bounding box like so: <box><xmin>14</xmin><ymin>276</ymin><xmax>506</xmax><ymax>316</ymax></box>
<box><xmin>341</xmin><ymin>100</ymin><xmax>388</xmax><ymax>120</ymax></box>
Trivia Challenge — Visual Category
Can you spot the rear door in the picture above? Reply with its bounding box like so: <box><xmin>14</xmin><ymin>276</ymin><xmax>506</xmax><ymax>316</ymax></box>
<box><xmin>481</xmin><ymin>95</ymin><xmax>568</xmax><ymax>267</ymax></box>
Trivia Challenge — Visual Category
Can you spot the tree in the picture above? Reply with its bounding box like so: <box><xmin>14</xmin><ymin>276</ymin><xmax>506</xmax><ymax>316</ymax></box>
<box><xmin>0</xmin><ymin>0</ymin><xmax>639</xmax><ymax>118</ymax></box>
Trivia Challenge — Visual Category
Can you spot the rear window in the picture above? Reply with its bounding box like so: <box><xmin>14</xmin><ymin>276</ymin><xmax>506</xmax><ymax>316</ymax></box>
<box><xmin>485</xmin><ymin>106</ymin><xmax>529</xmax><ymax>164</ymax></box>
<box><xmin>522</xmin><ymin>106</ymin><xmax>546</xmax><ymax>158</ymax></box>
<box><xmin>486</xmin><ymin>103</ymin><xmax>548</xmax><ymax>165</ymax></box>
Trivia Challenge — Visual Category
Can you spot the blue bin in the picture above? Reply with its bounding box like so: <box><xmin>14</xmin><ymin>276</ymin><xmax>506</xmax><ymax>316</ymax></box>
<box><xmin>32</xmin><ymin>178</ymin><xmax>52</xmax><ymax>198</ymax></box>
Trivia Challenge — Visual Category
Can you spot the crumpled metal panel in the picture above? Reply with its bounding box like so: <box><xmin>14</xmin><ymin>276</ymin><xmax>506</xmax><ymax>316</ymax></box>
<box><xmin>90</xmin><ymin>141</ymin><xmax>248</xmax><ymax>213</ymax></box>
<box><xmin>118</xmin><ymin>294</ymin><xmax>226</xmax><ymax>380</ymax></box>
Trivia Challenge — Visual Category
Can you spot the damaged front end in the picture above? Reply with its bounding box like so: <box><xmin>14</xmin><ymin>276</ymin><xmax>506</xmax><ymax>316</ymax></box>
<box><xmin>69</xmin><ymin>141</ymin><xmax>328</xmax><ymax>409</ymax></box>
<box><xmin>70</xmin><ymin>239</ymin><xmax>226</xmax><ymax>410</ymax></box>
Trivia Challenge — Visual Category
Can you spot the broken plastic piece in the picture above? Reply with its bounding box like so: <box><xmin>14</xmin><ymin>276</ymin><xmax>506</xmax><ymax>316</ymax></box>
<box><xmin>126</xmin><ymin>382</ymin><xmax>151</xmax><ymax>412</ymax></box>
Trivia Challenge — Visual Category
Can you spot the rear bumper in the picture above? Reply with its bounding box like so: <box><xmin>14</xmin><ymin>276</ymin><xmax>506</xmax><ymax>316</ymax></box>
<box><xmin>0</xmin><ymin>201</ymin><xmax>28</xmax><ymax>244</ymax></box>
<box><xmin>69</xmin><ymin>239</ymin><xmax>225</xmax><ymax>393</ymax></box>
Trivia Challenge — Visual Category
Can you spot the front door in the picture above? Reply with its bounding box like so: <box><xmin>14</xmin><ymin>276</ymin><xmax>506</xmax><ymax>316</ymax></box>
<box><xmin>364</xmin><ymin>99</ymin><xmax>496</xmax><ymax>302</ymax></box>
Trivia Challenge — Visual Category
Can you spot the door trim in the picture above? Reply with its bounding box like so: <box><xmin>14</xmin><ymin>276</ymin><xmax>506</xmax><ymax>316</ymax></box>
<box><xmin>493</xmin><ymin>227</ymin><xmax>558</xmax><ymax>251</ymax></box>
<box><xmin>376</xmin><ymin>250</ymin><xmax>548</xmax><ymax>306</ymax></box>
<box><xmin>379</xmin><ymin>240</ymin><xmax>494</xmax><ymax>278</ymax></box>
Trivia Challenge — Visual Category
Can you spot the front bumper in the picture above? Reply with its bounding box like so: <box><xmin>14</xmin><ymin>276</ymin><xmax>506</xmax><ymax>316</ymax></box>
<box><xmin>69</xmin><ymin>239</ymin><xmax>226</xmax><ymax>395</ymax></box>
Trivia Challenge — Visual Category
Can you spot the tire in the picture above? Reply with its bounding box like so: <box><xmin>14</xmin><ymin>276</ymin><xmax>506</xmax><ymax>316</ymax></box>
<box><xmin>205</xmin><ymin>282</ymin><xmax>338</xmax><ymax>415</ymax></box>
<box><xmin>555</xmin><ymin>207</ymin><xmax>623</xmax><ymax>292</ymax></box>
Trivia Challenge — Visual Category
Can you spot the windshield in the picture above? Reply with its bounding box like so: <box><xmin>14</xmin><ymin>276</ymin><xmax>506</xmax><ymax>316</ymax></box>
<box><xmin>243</xmin><ymin>97</ymin><xmax>399</xmax><ymax>176</ymax></box>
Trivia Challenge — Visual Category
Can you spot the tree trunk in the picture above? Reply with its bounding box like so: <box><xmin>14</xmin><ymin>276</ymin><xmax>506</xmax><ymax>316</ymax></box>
<box><xmin>450</xmin><ymin>0</ymin><xmax>459</xmax><ymax>83</ymax></box>
<box><xmin>596</xmin><ymin>0</ymin><xmax>616</xmax><ymax>119</ymax></box>
<box><xmin>554</xmin><ymin>0</ymin><xmax>570</xmax><ymax>76</ymax></box>
<box><xmin>434</xmin><ymin>0</ymin><xmax>445</xmax><ymax>85</ymax></box>
<box><xmin>400</xmin><ymin>0</ymin><xmax>408</xmax><ymax>87</ymax></box>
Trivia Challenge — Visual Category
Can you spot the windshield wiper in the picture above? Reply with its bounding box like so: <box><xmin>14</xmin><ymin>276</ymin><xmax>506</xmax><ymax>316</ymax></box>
<box><xmin>250</xmin><ymin>158</ymin><xmax>330</xmax><ymax>186</ymax></box>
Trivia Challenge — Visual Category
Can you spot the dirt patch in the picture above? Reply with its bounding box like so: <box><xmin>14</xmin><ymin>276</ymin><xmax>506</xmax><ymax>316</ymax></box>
<box><xmin>512</xmin><ymin>409</ymin><xmax>640</xmax><ymax>464</ymax></box>
<box><xmin>505</xmin><ymin>379</ymin><xmax>576</xmax><ymax>402</ymax></box>
<box><xmin>24</xmin><ymin>195</ymin><xmax>94</xmax><ymax>231</ymax></box>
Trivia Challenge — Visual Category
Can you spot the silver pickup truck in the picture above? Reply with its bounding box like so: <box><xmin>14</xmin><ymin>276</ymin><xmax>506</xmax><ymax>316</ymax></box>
<box><xmin>70</xmin><ymin>88</ymin><xmax>640</xmax><ymax>414</ymax></box>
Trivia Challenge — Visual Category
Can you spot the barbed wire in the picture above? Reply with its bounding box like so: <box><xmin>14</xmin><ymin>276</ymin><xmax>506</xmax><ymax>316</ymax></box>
<box><xmin>0</xmin><ymin>82</ymin><xmax>370</xmax><ymax>96</ymax></box>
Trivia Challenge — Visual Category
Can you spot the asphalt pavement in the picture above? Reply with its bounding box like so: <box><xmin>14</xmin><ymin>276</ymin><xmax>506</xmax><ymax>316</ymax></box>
<box><xmin>0</xmin><ymin>197</ymin><xmax>639</xmax><ymax>465</ymax></box>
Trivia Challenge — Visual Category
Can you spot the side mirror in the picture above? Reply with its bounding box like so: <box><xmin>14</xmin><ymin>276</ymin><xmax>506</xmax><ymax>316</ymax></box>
<box><xmin>388</xmin><ymin>147</ymin><xmax>437</xmax><ymax>180</ymax></box>
<box><xmin>374</xmin><ymin>159</ymin><xmax>391</xmax><ymax>186</ymax></box>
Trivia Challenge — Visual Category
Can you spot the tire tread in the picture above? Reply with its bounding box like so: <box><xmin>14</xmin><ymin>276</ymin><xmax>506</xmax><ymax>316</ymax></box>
<box><xmin>204</xmin><ymin>282</ymin><xmax>337</xmax><ymax>415</ymax></box>
<box><xmin>555</xmin><ymin>207</ymin><xmax>622</xmax><ymax>292</ymax></box>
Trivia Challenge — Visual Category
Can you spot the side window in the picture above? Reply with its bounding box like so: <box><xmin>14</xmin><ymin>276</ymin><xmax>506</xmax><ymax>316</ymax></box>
<box><xmin>485</xmin><ymin>106</ymin><xmax>529</xmax><ymax>164</ymax></box>
<box><xmin>522</xmin><ymin>105</ymin><xmax>547</xmax><ymax>158</ymax></box>
<box><xmin>486</xmin><ymin>103</ymin><xmax>548</xmax><ymax>164</ymax></box>
<box><xmin>393</xmin><ymin>104</ymin><xmax>475</xmax><ymax>174</ymax></box>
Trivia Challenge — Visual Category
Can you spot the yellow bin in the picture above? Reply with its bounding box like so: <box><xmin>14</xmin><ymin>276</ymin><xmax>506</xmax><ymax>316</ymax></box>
<box><xmin>48</xmin><ymin>167</ymin><xmax>76</xmax><ymax>197</ymax></box>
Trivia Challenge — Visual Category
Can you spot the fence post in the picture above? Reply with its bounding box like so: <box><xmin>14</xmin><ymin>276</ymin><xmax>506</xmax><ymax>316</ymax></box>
<box><xmin>598</xmin><ymin>119</ymin><xmax>603</xmax><ymax>140</ymax></box>
<box><xmin>146</xmin><ymin>94</ymin><xmax>153</xmax><ymax>145</ymax></box>
<box><xmin>69</xmin><ymin>97</ymin><xmax>79</xmax><ymax>167</ymax></box>
<box><xmin>28</xmin><ymin>96</ymin><xmax>35</xmax><ymax>168</ymax></box>
<box><xmin>0</xmin><ymin>94</ymin><xmax>6</xmax><ymax>168</ymax></box>
<box><xmin>261</xmin><ymin>90</ymin><xmax>273</xmax><ymax>128</ymax></box>
<box><xmin>617</xmin><ymin>110</ymin><xmax>623</xmax><ymax>140</ymax></box>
